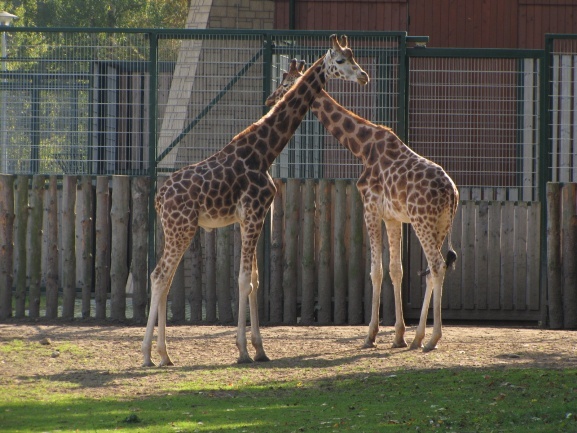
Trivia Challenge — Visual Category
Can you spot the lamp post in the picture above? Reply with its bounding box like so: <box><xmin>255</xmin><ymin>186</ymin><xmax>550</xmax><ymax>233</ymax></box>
<box><xmin>0</xmin><ymin>11</ymin><xmax>17</xmax><ymax>174</ymax></box>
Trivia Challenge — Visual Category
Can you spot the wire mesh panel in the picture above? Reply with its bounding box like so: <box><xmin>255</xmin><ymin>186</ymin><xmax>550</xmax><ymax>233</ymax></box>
<box><xmin>548</xmin><ymin>36</ymin><xmax>577</xmax><ymax>183</ymax></box>
<box><xmin>0</xmin><ymin>29</ymin><xmax>150</xmax><ymax>175</ymax></box>
<box><xmin>408</xmin><ymin>51</ymin><xmax>541</xmax><ymax>201</ymax></box>
<box><xmin>268</xmin><ymin>33</ymin><xmax>402</xmax><ymax>179</ymax></box>
<box><xmin>155</xmin><ymin>32</ymin><xmax>266</xmax><ymax>173</ymax></box>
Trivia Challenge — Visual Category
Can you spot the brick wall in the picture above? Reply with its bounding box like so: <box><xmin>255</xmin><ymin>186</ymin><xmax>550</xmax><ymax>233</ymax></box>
<box><xmin>209</xmin><ymin>0</ymin><xmax>274</xmax><ymax>30</ymax></box>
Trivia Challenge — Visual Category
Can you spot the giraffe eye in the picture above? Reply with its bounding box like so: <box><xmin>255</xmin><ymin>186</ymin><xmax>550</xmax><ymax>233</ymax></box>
<box><xmin>335</xmin><ymin>59</ymin><xmax>345</xmax><ymax>65</ymax></box>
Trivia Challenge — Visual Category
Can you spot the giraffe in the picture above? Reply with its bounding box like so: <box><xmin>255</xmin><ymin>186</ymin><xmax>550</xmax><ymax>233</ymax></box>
<box><xmin>266</xmin><ymin>55</ymin><xmax>458</xmax><ymax>352</ymax></box>
<box><xmin>142</xmin><ymin>35</ymin><xmax>369</xmax><ymax>367</ymax></box>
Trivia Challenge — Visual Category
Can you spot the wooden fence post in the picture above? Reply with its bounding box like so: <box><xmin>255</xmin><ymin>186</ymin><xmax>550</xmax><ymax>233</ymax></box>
<box><xmin>189</xmin><ymin>231</ymin><xmax>203</xmax><ymax>323</ymax></box>
<box><xmin>333</xmin><ymin>179</ymin><xmax>347</xmax><ymax>324</ymax></box>
<box><xmin>546</xmin><ymin>183</ymin><xmax>562</xmax><ymax>328</ymax></box>
<box><xmin>561</xmin><ymin>183</ymin><xmax>577</xmax><ymax>329</ymax></box>
<box><xmin>216</xmin><ymin>224</ymin><xmax>233</xmax><ymax>323</ymax></box>
<box><xmin>205</xmin><ymin>229</ymin><xmax>217</xmax><ymax>322</ymax></box>
<box><xmin>62</xmin><ymin>176</ymin><xmax>77</xmax><ymax>319</ymax></box>
<box><xmin>300</xmin><ymin>179</ymin><xmax>316</xmax><ymax>325</ymax></box>
<box><xmin>283</xmin><ymin>178</ymin><xmax>299</xmax><ymax>324</ymax></box>
<box><xmin>45</xmin><ymin>176</ymin><xmax>58</xmax><ymax>319</ymax></box>
<box><xmin>95</xmin><ymin>176</ymin><xmax>110</xmax><ymax>319</ymax></box>
<box><xmin>0</xmin><ymin>175</ymin><xmax>14</xmax><ymax>319</ymax></box>
<box><xmin>233</xmin><ymin>223</ymin><xmax>241</xmax><ymax>323</ymax></box>
<box><xmin>110</xmin><ymin>176</ymin><xmax>130</xmax><ymax>321</ymax></box>
<box><xmin>500</xmin><ymin>202</ymin><xmax>515</xmax><ymax>311</ymax></box>
<box><xmin>317</xmin><ymin>179</ymin><xmax>332</xmax><ymax>324</ymax></box>
<box><xmin>79</xmin><ymin>176</ymin><xmax>94</xmax><ymax>318</ymax></box>
<box><xmin>269</xmin><ymin>178</ymin><xmax>284</xmax><ymax>323</ymax></box>
<box><xmin>131</xmin><ymin>176</ymin><xmax>149</xmax><ymax>323</ymax></box>
<box><xmin>28</xmin><ymin>175</ymin><xmax>44</xmax><ymax>318</ymax></box>
<box><xmin>14</xmin><ymin>175</ymin><xmax>28</xmax><ymax>318</ymax></box>
<box><xmin>348</xmin><ymin>183</ymin><xmax>364</xmax><ymax>325</ymax></box>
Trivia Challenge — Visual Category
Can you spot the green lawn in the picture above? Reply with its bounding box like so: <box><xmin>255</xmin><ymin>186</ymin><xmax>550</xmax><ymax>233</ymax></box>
<box><xmin>1</xmin><ymin>366</ymin><xmax>576</xmax><ymax>432</ymax></box>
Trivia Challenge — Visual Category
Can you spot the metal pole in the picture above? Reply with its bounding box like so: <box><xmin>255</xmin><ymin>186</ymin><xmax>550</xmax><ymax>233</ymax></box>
<box><xmin>1</xmin><ymin>30</ymin><xmax>7</xmax><ymax>173</ymax></box>
<box><xmin>0</xmin><ymin>12</ymin><xmax>17</xmax><ymax>174</ymax></box>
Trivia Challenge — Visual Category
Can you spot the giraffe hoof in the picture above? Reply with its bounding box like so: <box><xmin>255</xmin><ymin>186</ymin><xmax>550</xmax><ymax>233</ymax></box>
<box><xmin>237</xmin><ymin>355</ymin><xmax>254</xmax><ymax>364</ymax></box>
<box><xmin>392</xmin><ymin>340</ymin><xmax>408</xmax><ymax>349</ymax></box>
<box><xmin>254</xmin><ymin>354</ymin><xmax>270</xmax><ymax>362</ymax></box>
<box><xmin>142</xmin><ymin>360</ymin><xmax>157</xmax><ymax>368</ymax></box>
<box><xmin>159</xmin><ymin>359</ymin><xmax>174</xmax><ymax>367</ymax></box>
<box><xmin>409</xmin><ymin>341</ymin><xmax>423</xmax><ymax>350</ymax></box>
<box><xmin>362</xmin><ymin>340</ymin><xmax>377</xmax><ymax>349</ymax></box>
<box><xmin>422</xmin><ymin>344</ymin><xmax>437</xmax><ymax>353</ymax></box>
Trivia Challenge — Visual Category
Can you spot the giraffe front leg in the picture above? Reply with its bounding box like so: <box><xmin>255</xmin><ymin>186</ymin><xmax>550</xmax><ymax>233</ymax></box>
<box><xmin>141</xmin><ymin>289</ymin><xmax>159</xmax><ymax>367</ymax></box>
<box><xmin>236</xmin><ymin>267</ymin><xmax>253</xmax><ymax>364</ymax></box>
<box><xmin>385</xmin><ymin>220</ymin><xmax>407</xmax><ymax>349</ymax></box>
<box><xmin>142</xmin><ymin>264</ymin><xmax>166</xmax><ymax>367</ymax></box>
<box><xmin>156</xmin><ymin>288</ymin><xmax>174</xmax><ymax>366</ymax></box>
<box><xmin>363</xmin><ymin>213</ymin><xmax>383</xmax><ymax>349</ymax></box>
<box><xmin>249</xmin><ymin>255</ymin><xmax>269</xmax><ymax>362</ymax></box>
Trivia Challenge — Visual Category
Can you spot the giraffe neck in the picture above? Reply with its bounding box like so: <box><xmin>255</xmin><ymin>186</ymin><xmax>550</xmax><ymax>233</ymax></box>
<box><xmin>220</xmin><ymin>55</ymin><xmax>328</xmax><ymax>171</ymax></box>
<box><xmin>310</xmin><ymin>90</ymin><xmax>403</xmax><ymax>164</ymax></box>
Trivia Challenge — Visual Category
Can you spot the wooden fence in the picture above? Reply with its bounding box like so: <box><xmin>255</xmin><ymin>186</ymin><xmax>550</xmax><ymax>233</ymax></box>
<box><xmin>0</xmin><ymin>175</ymin><xmax>545</xmax><ymax>325</ymax></box>
<box><xmin>546</xmin><ymin>182</ymin><xmax>577</xmax><ymax>329</ymax></box>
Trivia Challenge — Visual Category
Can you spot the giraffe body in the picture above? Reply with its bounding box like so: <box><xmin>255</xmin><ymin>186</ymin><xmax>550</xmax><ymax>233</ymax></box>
<box><xmin>266</xmin><ymin>59</ymin><xmax>458</xmax><ymax>351</ymax></box>
<box><xmin>142</xmin><ymin>37</ymin><xmax>368</xmax><ymax>367</ymax></box>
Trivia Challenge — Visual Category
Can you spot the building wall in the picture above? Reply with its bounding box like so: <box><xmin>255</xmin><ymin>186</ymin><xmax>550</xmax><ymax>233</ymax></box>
<box><xmin>274</xmin><ymin>0</ymin><xmax>577</xmax><ymax>49</ymax></box>
<box><xmin>209</xmin><ymin>0</ymin><xmax>275</xmax><ymax>29</ymax></box>
<box><xmin>274</xmin><ymin>0</ymin><xmax>408</xmax><ymax>33</ymax></box>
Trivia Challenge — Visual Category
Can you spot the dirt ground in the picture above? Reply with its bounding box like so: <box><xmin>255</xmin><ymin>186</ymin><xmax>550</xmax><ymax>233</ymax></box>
<box><xmin>1</xmin><ymin>322</ymin><xmax>577</xmax><ymax>399</ymax></box>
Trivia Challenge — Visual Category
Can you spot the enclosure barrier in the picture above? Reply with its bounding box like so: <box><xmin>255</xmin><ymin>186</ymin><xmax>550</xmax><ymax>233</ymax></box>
<box><xmin>0</xmin><ymin>175</ymin><xmax>543</xmax><ymax>325</ymax></box>
<box><xmin>546</xmin><ymin>182</ymin><xmax>577</xmax><ymax>330</ymax></box>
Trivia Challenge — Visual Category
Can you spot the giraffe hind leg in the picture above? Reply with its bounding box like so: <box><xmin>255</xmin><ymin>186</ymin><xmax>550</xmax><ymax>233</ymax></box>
<box><xmin>249</xmin><ymin>254</ymin><xmax>269</xmax><ymax>362</ymax></box>
<box><xmin>236</xmin><ymin>220</ymin><xmax>269</xmax><ymax>364</ymax></box>
<box><xmin>362</xmin><ymin>212</ymin><xmax>383</xmax><ymax>349</ymax></box>
<box><xmin>141</xmin><ymin>229</ymin><xmax>195</xmax><ymax>367</ymax></box>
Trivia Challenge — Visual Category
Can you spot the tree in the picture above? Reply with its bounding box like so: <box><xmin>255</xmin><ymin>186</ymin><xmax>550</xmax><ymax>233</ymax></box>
<box><xmin>4</xmin><ymin>0</ymin><xmax>189</xmax><ymax>29</ymax></box>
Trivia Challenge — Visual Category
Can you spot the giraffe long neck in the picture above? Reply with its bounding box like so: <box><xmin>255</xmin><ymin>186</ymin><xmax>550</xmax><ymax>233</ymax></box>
<box><xmin>310</xmin><ymin>90</ymin><xmax>400</xmax><ymax>164</ymax></box>
<box><xmin>220</xmin><ymin>55</ymin><xmax>328</xmax><ymax>171</ymax></box>
<box><xmin>259</xmin><ymin>56</ymin><xmax>328</xmax><ymax>168</ymax></box>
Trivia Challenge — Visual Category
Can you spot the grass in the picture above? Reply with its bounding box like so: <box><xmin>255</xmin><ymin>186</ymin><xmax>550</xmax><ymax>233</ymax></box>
<box><xmin>1</xmin><ymin>362</ymin><xmax>576</xmax><ymax>431</ymax></box>
<box><xmin>1</xmin><ymin>328</ymin><xmax>576</xmax><ymax>433</ymax></box>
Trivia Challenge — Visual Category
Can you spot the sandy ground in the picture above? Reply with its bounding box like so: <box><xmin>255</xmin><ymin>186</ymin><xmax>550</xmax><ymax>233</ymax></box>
<box><xmin>1</xmin><ymin>322</ymin><xmax>576</xmax><ymax>398</ymax></box>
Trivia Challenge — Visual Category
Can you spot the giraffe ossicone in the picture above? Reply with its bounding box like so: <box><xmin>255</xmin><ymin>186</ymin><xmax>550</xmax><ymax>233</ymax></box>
<box><xmin>266</xmin><ymin>57</ymin><xmax>459</xmax><ymax>352</ymax></box>
<box><xmin>141</xmin><ymin>35</ymin><xmax>369</xmax><ymax>367</ymax></box>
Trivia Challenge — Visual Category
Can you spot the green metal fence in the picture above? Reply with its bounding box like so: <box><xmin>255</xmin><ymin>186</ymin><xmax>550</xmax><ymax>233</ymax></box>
<box><xmin>1</xmin><ymin>29</ymin><xmax>576</xmax><ymax>191</ymax></box>
<box><xmin>545</xmin><ymin>34</ymin><xmax>577</xmax><ymax>185</ymax></box>
<box><xmin>1</xmin><ymin>29</ymin><xmax>577</xmax><ymax>324</ymax></box>
<box><xmin>407</xmin><ymin>48</ymin><xmax>545</xmax><ymax>203</ymax></box>
<box><xmin>0</xmin><ymin>28</ymin><xmax>404</xmax><ymax>180</ymax></box>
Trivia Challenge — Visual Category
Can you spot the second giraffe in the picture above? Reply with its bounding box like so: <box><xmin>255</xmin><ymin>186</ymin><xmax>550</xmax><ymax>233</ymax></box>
<box><xmin>266</xmin><ymin>56</ymin><xmax>458</xmax><ymax>352</ymax></box>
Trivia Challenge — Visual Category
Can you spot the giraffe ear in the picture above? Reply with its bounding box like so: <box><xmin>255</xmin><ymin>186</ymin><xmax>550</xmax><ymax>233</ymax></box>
<box><xmin>282</xmin><ymin>72</ymin><xmax>288</xmax><ymax>80</ymax></box>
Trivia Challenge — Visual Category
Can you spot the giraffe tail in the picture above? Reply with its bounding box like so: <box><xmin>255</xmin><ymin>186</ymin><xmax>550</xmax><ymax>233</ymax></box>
<box><xmin>417</xmin><ymin>243</ymin><xmax>457</xmax><ymax>277</ymax></box>
<box><xmin>445</xmin><ymin>234</ymin><xmax>458</xmax><ymax>271</ymax></box>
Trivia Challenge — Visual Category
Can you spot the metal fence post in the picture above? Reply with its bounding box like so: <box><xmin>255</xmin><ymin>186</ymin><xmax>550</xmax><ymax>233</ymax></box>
<box><xmin>147</xmin><ymin>30</ymin><xmax>159</xmax><ymax>301</ymax></box>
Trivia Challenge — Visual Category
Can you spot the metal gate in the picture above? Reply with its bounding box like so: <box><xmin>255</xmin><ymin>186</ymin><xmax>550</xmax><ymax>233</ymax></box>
<box><xmin>401</xmin><ymin>48</ymin><xmax>546</xmax><ymax>322</ymax></box>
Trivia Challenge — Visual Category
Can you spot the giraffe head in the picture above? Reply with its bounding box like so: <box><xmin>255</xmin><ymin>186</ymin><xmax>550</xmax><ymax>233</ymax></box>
<box><xmin>265</xmin><ymin>35</ymin><xmax>368</xmax><ymax>107</ymax></box>
<box><xmin>265</xmin><ymin>58</ymin><xmax>305</xmax><ymax>107</ymax></box>
<box><xmin>324</xmin><ymin>34</ymin><xmax>369</xmax><ymax>85</ymax></box>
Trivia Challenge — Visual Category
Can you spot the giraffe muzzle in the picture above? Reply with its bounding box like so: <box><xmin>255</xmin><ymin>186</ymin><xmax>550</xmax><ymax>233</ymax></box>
<box><xmin>357</xmin><ymin>71</ymin><xmax>370</xmax><ymax>85</ymax></box>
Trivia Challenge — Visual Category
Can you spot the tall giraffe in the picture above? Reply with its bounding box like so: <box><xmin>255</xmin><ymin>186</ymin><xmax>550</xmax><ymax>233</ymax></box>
<box><xmin>142</xmin><ymin>36</ymin><xmax>369</xmax><ymax>367</ymax></box>
<box><xmin>266</xmin><ymin>56</ymin><xmax>458</xmax><ymax>351</ymax></box>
